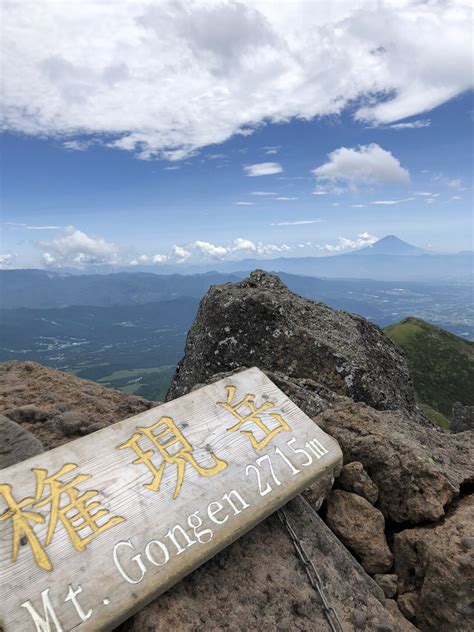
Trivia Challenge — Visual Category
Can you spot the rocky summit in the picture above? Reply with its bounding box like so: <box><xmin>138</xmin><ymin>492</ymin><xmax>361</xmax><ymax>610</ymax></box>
<box><xmin>1</xmin><ymin>270</ymin><xmax>473</xmax><ymax>631</ymax></box>
<box><xmin>167</xmin><ymin>269</ymin><xmax>416</xmax><ymax>414</ymax></box>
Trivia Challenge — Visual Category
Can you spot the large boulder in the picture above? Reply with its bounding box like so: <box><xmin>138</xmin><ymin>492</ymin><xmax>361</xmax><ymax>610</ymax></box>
<box><xmin>168</xmin><ymin>270</ymin><xmax>416</xmax><ymax>414</ymax></box>
<box><xmin>393</xmin><ymin>495</ymin><xmax>474</xmax><ymax>631</ymax></box>
<box><xmin>0</xmin><ymin>361</ymin><xmax>154</xmax><ymax>449</ymax></box>
<box><xmin>315</xmin><ymin>402</ymin><xmax>474</xmax><ymax>523</ymax></box>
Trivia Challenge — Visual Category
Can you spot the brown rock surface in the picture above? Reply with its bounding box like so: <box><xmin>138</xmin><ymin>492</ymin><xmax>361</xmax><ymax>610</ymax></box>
<box><xmin>393</xmin><ymin>495</ymin><xmax>474</xmax><ymax>631</ymax></box>
<box><xmin>374</xmin><ymin>574</ymin><xmax>398</xmax><ymax>599</ymax></box>
<box><xmin>325</xmin><ymin>489</ymin><xmax>393</xmax><ymax>574</ymax></box>
<box><xmin>316</xmin><ymin>402</ymin><xmax>474</xmax><ymax>523</ymax></box>
<box><xmin>118</xmin><ymin>496</ymin><xmax>406</xmax><ymax>632</ymax></box>
<box><xmin>385</xmin><ymin>600</ymin><xmax>418</xmax><ymax>632</ymax></box>
<box><xmin>0</xmin><ymin>361</ymin><xmax>154</xmax><ymax>449</ymax></box>
<box><xmin>338</xmin><ymin>461</ymin><xmax>379</xmax><ymax>504</ymax></box>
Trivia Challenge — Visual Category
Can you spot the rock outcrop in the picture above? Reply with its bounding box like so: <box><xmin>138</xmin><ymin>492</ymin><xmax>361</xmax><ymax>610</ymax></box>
<box><xmin>393</xmin><ymin>495</ymin><xmax>474</xmax><ymax>630</ymax></box>
<box><xmin>168</xmin><ymin>270</ymin><xmax>416</xmax><ymax>414</ymax></box>
<box><xmin>0</xmin><ymin>361</ymin><xmax>154</xmax><ymax>450</ymax></box>
<box><xmin>315</xmin><ymin>402</ymin><xmax>473</xmax><ymax>524</ymax></box>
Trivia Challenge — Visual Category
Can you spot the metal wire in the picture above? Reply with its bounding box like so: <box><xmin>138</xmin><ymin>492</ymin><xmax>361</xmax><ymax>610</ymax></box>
<box><xmin>277</xmin><ymin>506</ymin><xmax>344</xmax><ymax>632</ymax></box>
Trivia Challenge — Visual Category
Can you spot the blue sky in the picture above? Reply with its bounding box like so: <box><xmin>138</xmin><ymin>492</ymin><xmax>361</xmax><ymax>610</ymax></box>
<box><xmin>1</xmin><ymin>0</ymin><xmax>472</xmax><ymax>269</ymax></box>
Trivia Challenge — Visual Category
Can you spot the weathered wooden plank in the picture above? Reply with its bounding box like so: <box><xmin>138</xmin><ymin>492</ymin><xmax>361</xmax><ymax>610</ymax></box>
<box><xmin>0</xmin><ymin>367</ymin><xmax>342</xmax><ymax>631</ymax></box>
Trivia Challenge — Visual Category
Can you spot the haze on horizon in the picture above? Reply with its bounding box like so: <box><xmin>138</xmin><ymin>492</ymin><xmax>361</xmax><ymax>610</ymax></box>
<box><xmin>1</xmin><ymin>0</ymin><xmax>473</xmax><ymax>271</ymax></box>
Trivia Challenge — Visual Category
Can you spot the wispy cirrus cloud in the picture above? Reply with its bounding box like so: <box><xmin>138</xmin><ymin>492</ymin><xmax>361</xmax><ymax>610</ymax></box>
<box><xmin>244</xmin><ymin>162</ymin><xmax>283</xmax><ymax>176</ymax></box>
<box><xmin>388</xmin><ymin>119</ymin><xmax>431</xmax><ymax>130</ymax></box>
<box><xmin>5</xmin><ymin>222</ymin><xmax>63</xmax><ymax>231</ymax></box>
<box><xmin>370</xmin><ymin>197</ymin><xmax>414</xmax><ymax>205</ymax></box>
<box><xmin>273</xmin><ymin>219</ymin><xmax>324</xmax><ymax>226</ymax></box>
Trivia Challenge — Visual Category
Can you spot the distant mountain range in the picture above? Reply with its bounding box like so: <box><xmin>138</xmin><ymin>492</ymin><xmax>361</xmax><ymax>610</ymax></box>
<box><xmin>212</xmin><ymin>235</ymin><xmax>470</xmax><ymax>280</ymax></box>
<box><xmin>352</xmin><ymin>235</ymin><xmax>430</xmax><ymax>256</ymax></box>
<box><xmin>2</xmin><ymin>236</ymin><xmax>472</xmax><ymax>289</ymax></box>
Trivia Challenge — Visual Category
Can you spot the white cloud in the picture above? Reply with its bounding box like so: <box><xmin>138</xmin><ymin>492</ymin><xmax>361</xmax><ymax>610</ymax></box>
<box><xmin>0</xmin><ymin>254</ymin><xmax>14</xmax><ymax>269</ymax></box>
<box><xmin>38</xmin><ymin>226</ymin><xmax>119</xmax><ymax>267</ymax></box>
<box><xmin>5</xmin><ymin>222</ymin><xmax>62</xmax><ymax>230</ymax></box>
<box><xmin>388</xmin><ymin>119</ymin><xmax>431</xmax><ymax>130</ymax></box>
<box><xmin>318</xmin><ymin>232</ymin><xmax>378</xmax><ymax>252</ymax></box>
<box><xmin>414</xmin><ymin>191</ymin><xmax>433</xmax><ymax>197</ymax></box>
<box><xmin>172</xmin><ymin>245</ymin><xmax>191</xmax><ymax>261</ymax></box>
<box><xmin>163</xmin><ymin>165</ymin><xmax>181</xmax><ymax>171</ymax></box>
<box><xmin>274</xmin><ymin>219</ymin><xmax>324</xmax><ymax>226</ymax></box>
<box><xmin>447</xmin><ymin>178</ymin><xmax>467</xmax><ymax>191</ymax></box>
<box><xmin>63</xmin><ymin>139</ymin><xmax>94</xmax><ymax>151</ymax></box>
<box><xmin>152</xmin><ymin>254</ymin><xmax>169</xmax><ymax>264</ymax></box>
<box><xmin>276</xmin><ymin>196</ymin><xmax>298</xmax><ymax>201</ymax></box>
<box><xmin>264</xmin><ymin>146</ymin><xmax>280</xmax><ymax>155</ymax></box>
<box><xmin>450</xmin><ymin>195</ymin><xmax>463</xmax><ymax>200</ymax></box>
<box><xmin>251</xmin><ymin>191</ymin><xmax>276</xmax><ymax>196</ymax></box>
<box><xmin>1</xmin><ymin>1</ymin><xmax>471</xmax><ymax>159</ymax></box>
<box><xmin>370</xmin><ymin>197</ymin><xmax>414</xmax><ymax>205</ymax></box>
<box><xmin>184</xmin><ymin>237</ymin><xmax>291</xmax><ymax>259</ymax></box>
<box><xmin>193</xmin><ymin>241</ymin><xmax>228</xmax><ymax>258</ymax></box>
<box><xmin>244</xmin><ymin>162</ymin><xmax>283</xmax><ymax>177</ymax></box>
<box><xmin>313</xmin><ymin>144</ymin><xmax>410</xmax><ymax>187</ymax></box>
<box><xmin>235</xmin><ymin>201</ymin><xmax>255</xmax><ymax>205</ymax></box>
<box><xmin>350</xmin><ymin>204</ymin><xmax>366</xmax><ymax>208</ymax></box>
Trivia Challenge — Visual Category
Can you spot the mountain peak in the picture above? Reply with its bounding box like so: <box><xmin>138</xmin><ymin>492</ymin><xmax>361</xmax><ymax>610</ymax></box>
<box><xmin>354</xmin><ymin>235</ymin><xmax>429</xmax><ymax>256</ymax></box>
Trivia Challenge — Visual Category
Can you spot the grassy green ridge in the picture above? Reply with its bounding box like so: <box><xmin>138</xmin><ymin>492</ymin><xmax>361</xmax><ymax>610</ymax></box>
<box><xmin>384</xmin><ymin>317</ymin><xmax>474</xmax><ymax>428</ymax></box>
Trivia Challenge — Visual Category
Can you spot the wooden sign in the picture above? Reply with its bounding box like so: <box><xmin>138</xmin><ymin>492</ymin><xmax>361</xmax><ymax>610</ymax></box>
<box><xmin>0</xmin><ymin>368</ymin><xmax>342</xmax><ymax>631</ymax></box>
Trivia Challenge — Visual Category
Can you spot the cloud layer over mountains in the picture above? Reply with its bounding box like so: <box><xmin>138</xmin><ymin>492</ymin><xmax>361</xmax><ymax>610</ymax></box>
<box><xmin>2</xmin><ymin>0</ymin><xmax>472</xmax><ymax>160</ymax></box>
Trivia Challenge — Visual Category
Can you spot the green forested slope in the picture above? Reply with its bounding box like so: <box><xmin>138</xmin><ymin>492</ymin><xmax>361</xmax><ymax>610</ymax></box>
<box><xmin>384</xmin><ymin>317</ymin><xmax>474</xmax><ymax>428</ymax></box>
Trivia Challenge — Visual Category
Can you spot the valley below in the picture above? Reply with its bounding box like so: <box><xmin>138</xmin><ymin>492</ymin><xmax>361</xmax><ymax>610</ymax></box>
<box><xmin>1</xmin><ymin>273</ymin><xmax>472</xmax><ymax>404</ymax></box>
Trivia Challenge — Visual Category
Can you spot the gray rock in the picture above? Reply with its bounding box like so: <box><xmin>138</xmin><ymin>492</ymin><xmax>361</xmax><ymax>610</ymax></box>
<box><xmin>338</xmin><ymin>461</ymin><xmax>379</xmax><ymax>504</ymax></box>
<box><xmin>80</xmin><ymin>421</ymin><xmax>108</xmax><ymax>435</ymax></box>
<box><xmin>451</xmin><ymin>402</ymin><xmax>474</xmax><ymax>433</ymax></box>
<box><xmin>0</xmin><ymin>414</ymin><xmax>45</xmax><ymax>469</ymax></box>
<box><xmin>167</xmin><ymin>270</ymin><xmax>416</xmax><ymax>414</ymax></box>
<box><xmin>56</xmin><ymin>410</ymin><xmax>85</xmax><ymax>436</ymax></box>
<box><xmin>397</xmin><ymin>593</ymin><xmax>418</xmax><ymax>624</ymax></box>
<box><xmin>374</xmin><ymin>574</ymin><xmax>398</xmax><ymax>599</ymax></box>
<box><xmin>384</xmin><ymin>600</ymin><xmax>418</xmax><ymax>632</ymax></box>
<box><xmin>325</xmin><ymin>489</ymin><xmax>393</xmax><ymax>574</ymax></box>
<box><xmin>4</xmin><ymin>404</ymin><xmax>50</xmax><ymax>423</ymax></box>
